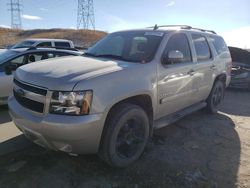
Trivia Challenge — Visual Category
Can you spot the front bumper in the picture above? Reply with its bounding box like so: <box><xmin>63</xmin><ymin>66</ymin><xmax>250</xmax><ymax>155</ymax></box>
<box><xmin>8</xmin><ymin>96</ymin><xmax>105</xmax><ymax>154</ymax></box>
<box><xmin>229</xmin><ymin>77</ymin><xmax>250</xmax><ymax>89</ymax></box>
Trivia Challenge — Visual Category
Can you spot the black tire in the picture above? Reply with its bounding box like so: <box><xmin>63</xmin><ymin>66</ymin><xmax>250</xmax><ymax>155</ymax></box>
<box><xmin>206</xmin><ymin>80</ymin><xmax>225</xmax><ymax>113</ymax></box>
<box><xmin>99</xmin><ymin>103</ymin><xmax>149</xmax><ymax>167</ymax></box>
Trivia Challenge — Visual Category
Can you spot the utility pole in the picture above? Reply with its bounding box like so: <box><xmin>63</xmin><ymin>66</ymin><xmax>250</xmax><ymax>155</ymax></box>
<box><xmin>8</xmin><ymin>0</ymin><xmax>22</xmax><ymax>29</ymax></box>
<box><xmin>77</xmin><ymin>0</ymin><xmax>95</xmax><ymax>30</ymax></box>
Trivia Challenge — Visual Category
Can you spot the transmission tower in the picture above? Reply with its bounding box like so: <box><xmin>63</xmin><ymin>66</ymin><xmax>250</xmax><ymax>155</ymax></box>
<box><xmin>77</xmin><ymin>0</ymin><xmax>95</xmax><ymax>30</ymax></box>
<box><xmin>8</xmin><ymin>0</ymin><xmax>22</xmax><ymax>29</ymax></box>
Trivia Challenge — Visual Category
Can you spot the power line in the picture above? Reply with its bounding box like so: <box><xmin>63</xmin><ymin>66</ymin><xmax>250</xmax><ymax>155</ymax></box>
<box><xmin>7</xmin><ymin>0</ymin><xmax>22</xmax><ymax>29</ymax></box>
<box><xmin>77</xmin><ymin>0</ymin><xmax>95</xmax><ymax>30</ymax></box>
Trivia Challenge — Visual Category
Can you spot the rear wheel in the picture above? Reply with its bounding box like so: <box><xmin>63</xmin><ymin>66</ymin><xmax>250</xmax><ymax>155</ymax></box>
<box><xmin>206</xmin><ymin>80</ymin><xmax>225</xmax><ymax>113</ymax></box>
<box><xmin>99</xmin><ymin>103</ymin><xmax>149</xmax><ymax>167</ymax></box>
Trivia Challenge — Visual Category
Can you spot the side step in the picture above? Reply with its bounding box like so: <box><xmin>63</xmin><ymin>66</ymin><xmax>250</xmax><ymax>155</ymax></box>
<box><xmin>154</xmin><ymin>101</ymin><xmax>207</xmax><ymax>129</ymax></box>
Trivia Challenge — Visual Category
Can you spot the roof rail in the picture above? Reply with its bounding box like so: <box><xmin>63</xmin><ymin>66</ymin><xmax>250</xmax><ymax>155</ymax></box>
<box><xmin>148</xmin><ymin>24</ymin><xmax>192</xmax><ymax>30</ymax></box>
<box><xmin>191</xmin><ymin>27</ymin><xmax>217</xmax><ymax>34</ymax></box>
<box><xmin>148</xmin><ymin>24</ymin><xmax>216</xmax><ymax>34</ymax></box>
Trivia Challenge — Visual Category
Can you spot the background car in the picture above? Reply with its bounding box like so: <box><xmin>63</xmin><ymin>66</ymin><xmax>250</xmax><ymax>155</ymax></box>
<box><xmin>0</xmin><ymin>47</ymin><xmax>82</xmax><ymax>104</ymax></box>
<box><xmin>229</xmin><ymin>47</ymin><xmax>250</xmax><ymax>90</ymax></box>
<box><xmin>10</xmin><ymin>38</ymin><xmax>74</xmax><ymax>49</ymax></box>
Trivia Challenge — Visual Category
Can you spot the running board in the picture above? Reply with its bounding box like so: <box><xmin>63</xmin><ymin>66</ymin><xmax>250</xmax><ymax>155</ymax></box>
<box><xmin>154</xmin><ymin>102</ymin><xmax>207</xmax><ymax>129</ymax></box>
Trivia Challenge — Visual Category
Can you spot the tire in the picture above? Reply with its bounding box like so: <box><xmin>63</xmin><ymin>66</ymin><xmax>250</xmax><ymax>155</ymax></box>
<box><xmin>206</xmin><ymin>80</ymin><xmax>225</xmax><ymax>113</ymax></box>
<box><xmin>99</xmin><ymin>103</ymin><xmax>149</xmax><ymax>167</ymax></box>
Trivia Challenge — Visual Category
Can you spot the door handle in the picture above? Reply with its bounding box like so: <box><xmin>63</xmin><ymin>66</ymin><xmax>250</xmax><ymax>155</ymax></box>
<box><xmin>210</xmin><ymin>65</ymin><xmax>216</xmax><ymax>70</ymax></box>
<box><xmin>187</xmin><ymin>69</ymin><xmax>195</xmax><ymax>76</ymax></box>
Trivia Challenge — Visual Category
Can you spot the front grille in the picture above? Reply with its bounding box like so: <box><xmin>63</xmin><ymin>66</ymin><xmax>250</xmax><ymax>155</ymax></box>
<box><xmin>14</xmin><ymin>79</ymin><xmax>47</xmax><ymax>96</ymax></box>
<box><xmin>14</xmin><ymin>90</ymin><xmax>44</xmax><ymax>113</ymax></box>
<box><xmin>13</xmin><ymin>79</ymin><xmax>47</xmax><ymax>113</ymax></box>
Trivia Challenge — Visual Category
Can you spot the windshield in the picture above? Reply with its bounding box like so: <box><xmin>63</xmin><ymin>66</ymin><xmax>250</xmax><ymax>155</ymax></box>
<box><xmin>85</xmin><ymin>31</ymin><xmax>164</xmax><ymax>63</ymax></box>
<box><xmin>0</xmin><ymin>50</ymin><xmax>18</xmax><ymax>64</ymax></box>
<box><xmin>12</xmin><ymin>40</ymin><xmax>36</xmax><ymax>49</ymax></box>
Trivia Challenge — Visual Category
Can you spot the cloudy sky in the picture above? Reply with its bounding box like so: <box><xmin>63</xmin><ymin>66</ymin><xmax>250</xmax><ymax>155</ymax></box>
<box><xmin>0</xmin><ymin>0</ymin><xmax>249</xmax><ymax>48</ymax></box>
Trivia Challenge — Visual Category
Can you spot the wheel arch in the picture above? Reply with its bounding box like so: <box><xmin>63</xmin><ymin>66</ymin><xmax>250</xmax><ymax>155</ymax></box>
<box><xmin>99</xmin><ymin>94</ymin><xmax>154</xmax><ymax>151</ymax></box>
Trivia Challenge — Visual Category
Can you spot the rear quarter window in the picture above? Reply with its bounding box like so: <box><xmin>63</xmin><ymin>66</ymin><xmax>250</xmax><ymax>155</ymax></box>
<box><xmin>55</xmin><ymin>42</ymin><xmax>71</xmax><ymax>48</ymax></box>
<box><xmin>210</xmin><ymin>36</ymin><xmax>229</xmax><ymax>55</ymax></box>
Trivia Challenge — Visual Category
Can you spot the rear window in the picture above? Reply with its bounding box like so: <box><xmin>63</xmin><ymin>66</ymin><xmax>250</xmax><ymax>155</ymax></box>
<box><xmin>210</xmin><ymin>36</ymin><xmax>228</xmax><ymax>55</ymax></box>
<box><xmin>192</xmin><ymin>34</ymin><xmax>211</xmax><ymax>61</ymax></box>
<box><xmin>55</xmin><ymin>42</ymin><xmax>71</xmax><ymax>48</ymax></box>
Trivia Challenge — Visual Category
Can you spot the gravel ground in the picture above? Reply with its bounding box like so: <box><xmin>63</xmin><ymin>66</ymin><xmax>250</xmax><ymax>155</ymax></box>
<box><xmin>0</xmin><ymin>89</ymin><xmax>249</xmax><ymax>188</ymax></box>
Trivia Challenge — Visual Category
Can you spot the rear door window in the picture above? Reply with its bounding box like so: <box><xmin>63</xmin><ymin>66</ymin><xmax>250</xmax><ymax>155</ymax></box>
<box><xmin>55</xmin><ymin>42</ymin><xmax>71</xmax><ymax>48</ymax></box>
<box><xmin>192</xmin><ymin>34</ymin><xmax>212</xmax><ymax>61</ymax></box>
<box><xmin>36</xmin><ymin>42</ymin><xmax>52</xmax><ymax>47</ymax></box>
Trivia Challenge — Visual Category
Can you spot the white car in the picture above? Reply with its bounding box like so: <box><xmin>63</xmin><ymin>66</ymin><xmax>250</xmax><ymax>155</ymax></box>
<box><xmin>0</xmin><ymin>47</ymin><xmax>81</xmax><ymax>104</ymax></box>
<box><xmin>11</xmin><ymin>39</ymin><xmax>74</xmax><ymax>49</ymax></box>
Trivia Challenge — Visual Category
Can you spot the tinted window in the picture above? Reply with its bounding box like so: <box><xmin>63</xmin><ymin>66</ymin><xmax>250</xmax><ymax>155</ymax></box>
<box><xmin>210</xmin><ymin>36</ymin><xmax>228</xmax><ymax>55</ymax></box>
<box><xmin>192</xmin><ymin>34</ymin><xmax>211</xmax><ymax>61</ymax></box>
<box><xmin>55</xmin><ymin>42</ymin><xmax>71</xmax><ymax>48</ymax></box>
<box><xmin>163</xmin><ymin>33</ymin><xmax>192</xmax><ymax>63</ymax></box>
<box><xmin>37</xmin><ymin>42</ymin><xmax>52</xmax><ymax>47</ymax></box>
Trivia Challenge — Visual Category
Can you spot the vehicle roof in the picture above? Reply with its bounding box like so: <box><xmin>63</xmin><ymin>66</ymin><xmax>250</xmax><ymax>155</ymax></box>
<box><xmin>114</xmin><ymin>27</ymin><xmax>220</xmax><ymax>37</ymax></box>
<box><xmin>22</xmin><ymin>38</ymin><xmax>72</xmax><ymax>42</ymax></box>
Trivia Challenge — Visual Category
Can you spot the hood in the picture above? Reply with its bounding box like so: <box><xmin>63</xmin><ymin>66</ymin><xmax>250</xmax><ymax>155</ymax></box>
<box><xmin>15</xmin><ymin>56</ymin><xmax>130</xmax><ymax>90</ymax></box>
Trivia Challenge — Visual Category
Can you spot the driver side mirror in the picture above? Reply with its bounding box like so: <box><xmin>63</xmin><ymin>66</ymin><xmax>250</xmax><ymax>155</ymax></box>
<box><xmin>162</xmin><ymin>50</ymin><xmax>184</xmax><ymax>65</ymax></box>
<box><xmin>4</xmin><ymin>65</ymin><xmax>12</xmax><ymax>75</ymax></box>
<box><xmin>4</xmin><ymin>64</ymin><xmax>18</xmax><ymax>75</ymax></box>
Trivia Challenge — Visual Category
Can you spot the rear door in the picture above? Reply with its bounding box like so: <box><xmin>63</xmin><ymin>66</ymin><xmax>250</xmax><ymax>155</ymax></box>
<box><xmin>157</xmin><ymin>32</ymin><xmax>195</xmax><ymax>119</ymax></box>
<box><xmin>190</xmin><ymin>34</ymin><xmax>214</xmax><ymax>103</ymax></box>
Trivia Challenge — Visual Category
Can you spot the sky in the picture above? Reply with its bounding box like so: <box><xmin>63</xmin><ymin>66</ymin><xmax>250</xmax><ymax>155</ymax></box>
<box><xmin>0</xmin><ymin>0</ymin><xmax>249</xmax><ymax>48</ymax></box>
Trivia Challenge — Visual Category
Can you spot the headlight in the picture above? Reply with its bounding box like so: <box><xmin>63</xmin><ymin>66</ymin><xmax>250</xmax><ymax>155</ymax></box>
<box><xmin>50</xmin><ymin>90</ymin><xmax>93</xmax><ymax>115</ymax></box>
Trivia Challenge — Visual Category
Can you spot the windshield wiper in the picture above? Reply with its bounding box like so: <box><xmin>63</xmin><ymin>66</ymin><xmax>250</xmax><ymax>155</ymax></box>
<box><xmin>95</xmin><ymin>54</ymin><xmax>129</xmax><ymax>61</ymax></box>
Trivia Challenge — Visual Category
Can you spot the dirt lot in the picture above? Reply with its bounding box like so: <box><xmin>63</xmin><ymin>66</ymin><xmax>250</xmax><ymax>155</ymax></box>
<box><xmin>0</xmin><ymin>89</ymin><xmax>249</xmax><ymax>188</ymax></box>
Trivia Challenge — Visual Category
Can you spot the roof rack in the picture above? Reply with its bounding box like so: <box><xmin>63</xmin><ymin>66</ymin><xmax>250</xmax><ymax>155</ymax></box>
<box><xmin>148</xmin><ymin>24</ymin><xmax>216</xmax><ymax>34</ymax></box>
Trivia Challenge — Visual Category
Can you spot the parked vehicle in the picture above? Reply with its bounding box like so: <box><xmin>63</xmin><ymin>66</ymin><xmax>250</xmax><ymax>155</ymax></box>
<box><xmin>11</xmin><ymin>39</ymin><xmax>74</xmax><ymax>49</ymax></box>
<box><xmin>0</xmin><ymin>47</ymin><xmax>81</xmax><ymax>104</ymax></box>
<box><xmin>229</xmin><ymin>47</ymin><xmax>250</xmax><ymax>90</ymax></box>
<box><xmin>8</xmin><ymin>25</ymin><xmax>232</xmax><ymax>167</ymax></box>
<box><xmin>230</xmin><ymin>62</ymin><xmax>250</xmax><ymax>89</ymax></box>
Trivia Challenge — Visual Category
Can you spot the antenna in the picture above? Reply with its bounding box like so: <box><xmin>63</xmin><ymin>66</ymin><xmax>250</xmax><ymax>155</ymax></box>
<box><xmin>77</xmin><ymin>0</ymin><xmax>95</xmax><ymax>30</ymax></box>
<box><xmin>8</xmin><ymin>0</ymin><xmax>22</xmax><ymax>29</ymax></box>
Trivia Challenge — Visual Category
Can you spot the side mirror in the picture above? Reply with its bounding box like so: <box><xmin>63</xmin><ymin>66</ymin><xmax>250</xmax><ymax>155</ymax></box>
<box><xmin>162</xmin><ymin>50</ymin><xmax>184</xmax><ymax>64</ymax></box>
<box><xmin>4</xmin><ymin>65</ymin><xmax>12</xmax><ymax>75</ymax></box>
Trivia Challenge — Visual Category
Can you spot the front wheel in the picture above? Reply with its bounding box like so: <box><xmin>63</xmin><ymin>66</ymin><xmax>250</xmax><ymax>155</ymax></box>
<box><xmin>99</xmin><ymin>103</ymin><xmax>149</xmax><ymax>167</ymax></box>
<box><xmin>206</xmin><ymin>80</ymin><xmax>225</xmax><ymax>113</ymax></box>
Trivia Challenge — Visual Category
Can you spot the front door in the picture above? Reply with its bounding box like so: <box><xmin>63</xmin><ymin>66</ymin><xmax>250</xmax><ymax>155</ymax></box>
<box><xmin>157</xmin><ymin>32</ymin><xmax>195</xmax><ymax>119</ymax></box>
